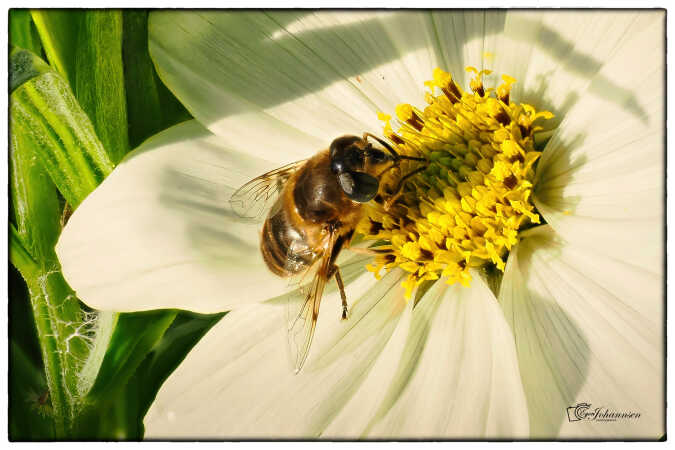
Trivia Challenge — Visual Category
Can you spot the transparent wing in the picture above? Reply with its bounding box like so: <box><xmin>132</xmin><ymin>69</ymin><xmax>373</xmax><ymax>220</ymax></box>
<box><xmin>285</xmin><ymin>229</ymin><xmax>338</xmax><ymax>373</ymax></box>
<box><xmin>229</xmin><ymin>160</ymin><xmax>306</xmax><ymax>221</ymax></box>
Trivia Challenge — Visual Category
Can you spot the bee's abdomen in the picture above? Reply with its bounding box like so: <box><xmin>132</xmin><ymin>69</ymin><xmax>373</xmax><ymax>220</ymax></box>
<box><xmin>261</xmin><ymin>205</ymin><xmax>315</xmax><ymax>277</ymax></box>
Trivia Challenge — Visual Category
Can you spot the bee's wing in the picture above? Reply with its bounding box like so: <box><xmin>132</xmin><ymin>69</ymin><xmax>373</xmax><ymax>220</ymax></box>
<box><xmin>285</xmin><ymin>228</ymin><xmax>338</xmax><ymax>373</ymax></box>
<box><xmin>229</xmin><ymin>159</ymin><xmax>307</xmax><ymax>221</ymax></box>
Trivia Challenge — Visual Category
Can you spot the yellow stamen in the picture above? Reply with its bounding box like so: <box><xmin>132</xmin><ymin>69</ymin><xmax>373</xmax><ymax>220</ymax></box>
<box><xmin>358</xmin><ymin>67</ymin><xmax>553</xmax><ymax>298</ymax></box>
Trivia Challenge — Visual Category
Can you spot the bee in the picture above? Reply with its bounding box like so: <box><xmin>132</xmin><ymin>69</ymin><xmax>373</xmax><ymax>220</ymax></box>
<box><xmin>230</xmin><ymin>133</ymin><xmax>425</xmax><ymax>372</ymax></box>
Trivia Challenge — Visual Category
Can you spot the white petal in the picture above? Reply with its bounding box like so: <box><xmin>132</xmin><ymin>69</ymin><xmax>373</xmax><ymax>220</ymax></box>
<box><xmin>149</xmin><ymin>11</ymin><xmax>441</xmax><ymax>164</ymax></box>
<box><xmin>321</xmin><ymin>295</ymin><xmax>414</xmax><ymax>438</ymax></box>
<box><xmin>534</xmin><ymin>17</ymin><xmax>664</xmax><ymax>274</ymax></box>
<box><xmin>57</xmin><ymin>120</ymin><xmax>291</xmax><ymax>313</ymax></box>
<box><xmin>491</xmin><ymin>11</ymin><xmax>662</xmax><ymax>122</ymax></box>
<box><xmin>144</xmin><ymin>268</ymin><xmax>409</xmax><ymax>438</ymax></box>
<box><xmin>500</xmin><ymin>226</ymin><xmax>663</xmax><ymax>438</ymax></box>
<box><xmin>431</xmin><ymin>11</ymin><xmax>506</xmax><ymax>88</ymax></box>
<box><xmin>365</xmin><ymin>273</ymin><xmax>529</xmax><ymax>438</ymax></box>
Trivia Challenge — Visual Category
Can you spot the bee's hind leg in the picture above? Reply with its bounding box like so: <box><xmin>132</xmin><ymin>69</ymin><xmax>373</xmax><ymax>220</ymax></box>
<box><xmin>329</xmin><ymin>265</ymin><xmax>349</xmax><ymax>320</ymax></box>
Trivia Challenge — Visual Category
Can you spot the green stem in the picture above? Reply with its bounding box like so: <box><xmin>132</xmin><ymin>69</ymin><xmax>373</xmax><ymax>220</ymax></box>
<box><xmin>9</xmin><ymin>225</ymin><xmax>39</xmax><ymax>280</ymax></box>
<box><xmin>10</xmin><ymin>47</ymin><xmax>120</xmax><ymax>437</ymax></box>
<box><xmin>10</xmin><ymin>226</ymin><xmax>71</xmax><ymax>436</ymax></box>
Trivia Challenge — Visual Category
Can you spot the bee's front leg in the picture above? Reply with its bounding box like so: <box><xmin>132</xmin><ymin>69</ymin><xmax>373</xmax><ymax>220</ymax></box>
<box><xmin>328</xmin><ymin>264</ymin><xmax>349</xmax><ymax>320</ymax></box>
<box><xmin>384</xmin><ymin>165</ymin><xmax>428</xmax><ymax>210</ymax></box>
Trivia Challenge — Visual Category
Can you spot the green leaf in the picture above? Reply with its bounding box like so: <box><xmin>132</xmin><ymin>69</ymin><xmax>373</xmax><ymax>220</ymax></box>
<box><xmin>9</xmin><ymin>225</ymin><xmax>39</xmax><ymax>281</ymax></box>
<box><xmin>32</xmin><ymin>10</ymin><xmax>129</xmax><ymax>163</ymax></box>
<box><xmin>9</xmin><ymin>9</ymin><xmax>42</xmax><ymax>55</ymax></box>
<box><xmin>30</xmin><ymin>10</ymin><xmax>80</xmax><ymax>87</ymax></box>
<box><xmin>9</xmin><ymin>85</ymin><xmax>61</xmax><ymax>263</ymax></box>
<box><xmin>9</xmin><ymin>45</ymin><xmax>51</xmax><ymax>94</ymax></box>
<box><xmin>122</xmin><ymin>10</ymin><xmax>191</xmax><ymax>149</ymax></box>
<box><xmin>84</xmin><ymin>311</ymin><xmax>178</xmax><ymax>405</ymax></box>
<box><xmin>10</xmin><ymin>47</ymin><xmax>114</xmax><ymax>209</ymax></box>
<box><xmin>74</xmin><ymin>11</ymin><xmax>129</xmax><ymax>163</ymax></box>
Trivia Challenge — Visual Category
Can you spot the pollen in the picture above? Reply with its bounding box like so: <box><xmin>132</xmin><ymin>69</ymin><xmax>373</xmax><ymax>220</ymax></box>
<box><xmin>358</xmin><ymin>67</ymin><xmax>552</xmax><ymax>298</ymax></box>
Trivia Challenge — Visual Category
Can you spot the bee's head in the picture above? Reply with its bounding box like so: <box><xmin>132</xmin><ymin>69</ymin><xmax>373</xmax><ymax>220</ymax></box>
<box><xmin>329</xmin><ymin>135</ymin><xmax>394</xmax><ymax>203</ymax></box>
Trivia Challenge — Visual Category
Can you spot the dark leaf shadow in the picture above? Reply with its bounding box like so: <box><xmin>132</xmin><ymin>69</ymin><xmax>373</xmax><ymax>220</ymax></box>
<box><xmin>516</xmin><ymin>72</ymin><xmax>587</xmax><ymax>216</ymax></box>
<box><xmin>532</xmin><ymin>130</ymin><xmax>587</xmax><ymax>217</ymax></box>
<box><xmin>158</xmin><ymin>166</ymin><xmax>257</xmax><ymax>262</ymax></box>
<box><xmin>521</xmin><ymin>69</ymin><xmax>580</xmax><ymax>130</ymax></box>
<box><xmin>506</xmin><ymin>13</ymin><xmax>648</xmax><ymax>124</ymax></box>
<box><xmin>153</xmin><ymin>11</ymin><xmax>648</xmax><ymax>126</ymax></box>
<box><xmin>361</xmin><ymin>288</ymin><xmax>438</xmax><ymax>436</ymax></box>
<box><xmin>147</xmin><ymin>133</ymin><xmax>273</xmax><ymax>264</ymax></box>
<box><xmin>512</xmin><ymin>287</ymin><xmax>591</xmax><ymax>437</ymax></box>
<box><xmin>152</xmin><ymin>11</ymin><xmax>502</xmax><ymax>117</ymax></box>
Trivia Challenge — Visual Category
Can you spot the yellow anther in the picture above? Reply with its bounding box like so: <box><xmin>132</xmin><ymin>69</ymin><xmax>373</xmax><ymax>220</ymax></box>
<box><xmin>401</xmin><ymin>242</ymin><xmax>422</xmax><ymax>261</ymax></box>
<box><xmin>377</xmin><ymin>111</ymin><xmax>391</xmax><ymax>122</ymax></box>
<box><xmin>396</xmin><ymin>104</ymin><xmax>414</xmax><ymax>122</ymax></box>
<box><xmin>432</xmin><ymin>67</ymin><xmax>453</xmax><ymax>88</ymax></box>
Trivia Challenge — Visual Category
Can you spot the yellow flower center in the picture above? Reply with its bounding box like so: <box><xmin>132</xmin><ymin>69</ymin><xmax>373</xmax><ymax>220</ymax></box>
<box><xmin>357</xmin><ymin>67</ymin><xmax>553</xmax><ymax>298</ymax></box>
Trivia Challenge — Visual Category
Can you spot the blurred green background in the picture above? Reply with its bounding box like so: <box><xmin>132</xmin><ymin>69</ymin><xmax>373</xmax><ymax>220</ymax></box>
<box><xmin>9</xmin><ymin>9</ymin><xmax>225</xmax><ymax>440</ymax></box>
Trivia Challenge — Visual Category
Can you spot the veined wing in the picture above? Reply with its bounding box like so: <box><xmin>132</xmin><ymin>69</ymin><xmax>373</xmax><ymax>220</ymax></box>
<box><xmin>285</xmin><ymin>228</ymin><xmax>338</xmax><ymax>373</ymax></box>
<box><xmin>229</xmin><ymin>159</ymin><xmax>306</xmax><ymax>221</ymax></box>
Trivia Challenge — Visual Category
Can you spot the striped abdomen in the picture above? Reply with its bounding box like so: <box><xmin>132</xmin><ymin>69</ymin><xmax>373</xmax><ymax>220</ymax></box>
<box><xmin>260</xmin><ymin>202</ymin><xmax>319</xmax><ymax>277</ymax></box>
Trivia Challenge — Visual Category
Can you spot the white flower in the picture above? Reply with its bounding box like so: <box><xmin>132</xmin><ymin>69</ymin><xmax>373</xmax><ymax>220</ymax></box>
<box><xmin>56</xmin><ymin>10</ymin><xmax>664</xmax><ymax>439</ymax></box>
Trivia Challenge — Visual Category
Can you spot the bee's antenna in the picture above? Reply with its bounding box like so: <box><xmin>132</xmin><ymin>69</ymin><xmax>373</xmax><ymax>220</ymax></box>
<box><xmin>397</xmin><ymin>154</ymin><xmax>427</xmax><ymax>162</ymax></box>
<box><xmin>362</xmin><ymin>132</ymin><xmax>395</xmax><ymax>154</ymax></box>
<box><xmin>362</xmin><ymin>132</ymin><xmax>427</xmax><ymax>162</ymax></box>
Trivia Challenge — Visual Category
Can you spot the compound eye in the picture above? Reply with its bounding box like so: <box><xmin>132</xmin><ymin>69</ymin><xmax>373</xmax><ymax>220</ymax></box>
<box><xmin>338</xmin><ymin>171</ymin><xmax>379</xmax><ymax>203</ymax></box>
<box><xmin>330</xmin><ymin>135</ymin><xmax>362</xmax><ymax>173</ymax></box>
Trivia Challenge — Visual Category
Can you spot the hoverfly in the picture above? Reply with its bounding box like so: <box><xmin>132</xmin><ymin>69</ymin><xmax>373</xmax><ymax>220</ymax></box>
<box><xmin>230</xmin><ymin>133</ymin><xmax>425</xmax><ymax>372</ymax></box>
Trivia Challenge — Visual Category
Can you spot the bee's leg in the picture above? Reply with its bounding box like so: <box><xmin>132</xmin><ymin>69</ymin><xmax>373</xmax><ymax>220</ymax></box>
<box><xmin>329</xmin><ymin>265</ymin><xmax>349</xmax><ymax>320</ymax></box>
<box><xmin>384</xmin><ymin>166</ymin><xmax>428</xmax><ymax>210</ymax></box>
